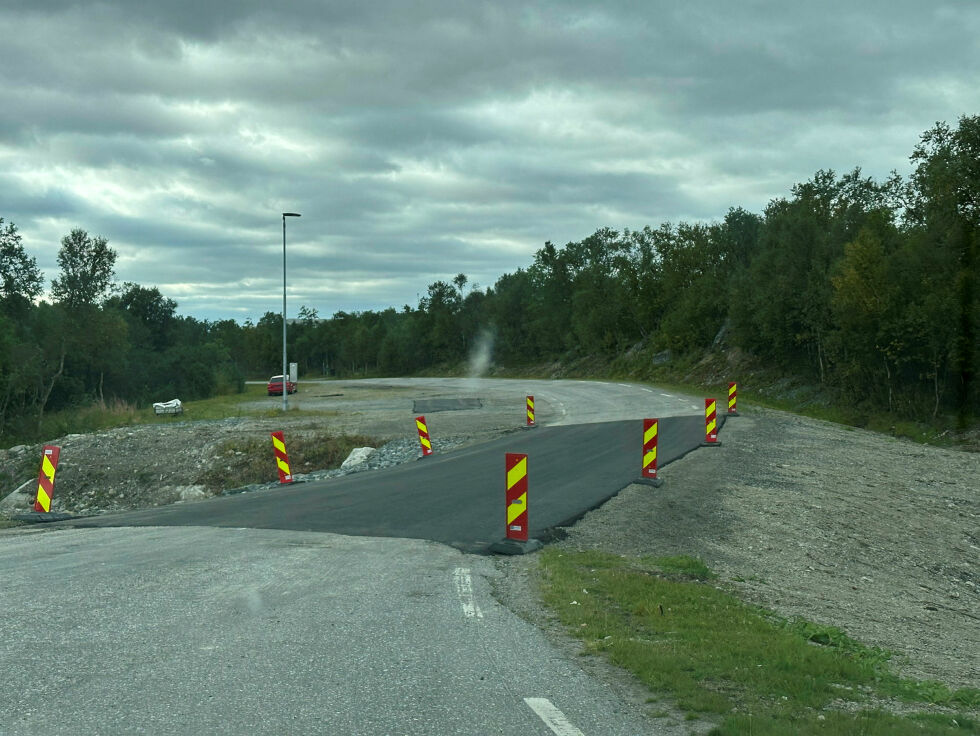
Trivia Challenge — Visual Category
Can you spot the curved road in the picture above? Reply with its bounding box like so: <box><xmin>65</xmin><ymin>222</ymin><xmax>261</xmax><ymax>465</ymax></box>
<box><xmin>1</xmin><ymin>379</ymin><xmax>721</xmax><ymax>735</ymax></box>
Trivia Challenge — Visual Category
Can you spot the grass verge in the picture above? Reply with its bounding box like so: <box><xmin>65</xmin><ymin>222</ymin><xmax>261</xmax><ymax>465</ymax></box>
<box><xmin>196</xmin><ymin>431</ymin><xmax>378</xmax><ymax>492</ymax></box>
<box><xmin>538</xmin><ymin>549</ymin><xmax>979</xmax><ymax>735</ymax></box>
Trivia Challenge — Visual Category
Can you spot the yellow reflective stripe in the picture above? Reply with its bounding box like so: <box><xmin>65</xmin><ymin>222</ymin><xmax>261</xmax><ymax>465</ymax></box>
<box><xmin>416</xmin><ymin>420</ymin><xmax>428</xmax><ymax>433</ymax></box>
<box><xmin>421</xmin><ymin>437</ymin><xmax>431</xmax><ymax>450</ymax></box>
<box><xmin>728</xmin><ymin>384</ymin><xmax>736</xmax><ymax>397</ymax></box>
<box><xmin>527</xmin><ymin>410</ymin><xmax>534</xmax><ymax>420</ymax></box>
<box><xmin>706</xmin><ymin>417</ymin><xmax>717</xmax><ymax>434</ymax></box>
<box><xmin>643</xmin><ymin>422</ymin><xmax>658</xmax><ymax>445</ymax></box>
<box><xmin>643</xmin><ymin>449</ymin><xmax>657</xmax><ymax>469</ymax></box>
<box><xmin>527</xmin><ymin>398</ymin><xmax>534</xmax><ymax>409</ymax></box>
<box><xmin>728</xmin><ymin>397</ymin><xmax>736</xmax><ymax>409</ymax></box>
<box><xmin>42</xmin><ymin>455</ymin><xmax>56</xmax><ymax>481</ymax></box>
<box><xmin>272</xmin><ymin>436</ymin><xmax>286</xmax><ymax>453</ymax></box>
<box><xmin>507</xmin><ymin>492</ymin><xmax>527</xmax><ymax>524</ymax></box>
<box><xmin>36</xmin><ymin>486</ymin><xmax>51</xmax><ymax>512</ymax></box>
<box><xmin>506</xmin><ymin>457</ymin><xmax>527</xmax><ymax>490</ymax></box>
<box><xmin>276</xmin><ymin>457</ymin><xmax>291</xmax><ymax>474</ymax></box>
<box><xmin>705</xmin><ymin>401</ymin><xmax>716</xmax><ymax>417</ymax></box>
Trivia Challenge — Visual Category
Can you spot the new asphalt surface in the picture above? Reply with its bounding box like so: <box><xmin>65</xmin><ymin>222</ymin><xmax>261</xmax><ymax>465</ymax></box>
<box><xmin>69</xmin><ymin>415</ymin><xmax>719</xmax><ymax>553</ymax></box>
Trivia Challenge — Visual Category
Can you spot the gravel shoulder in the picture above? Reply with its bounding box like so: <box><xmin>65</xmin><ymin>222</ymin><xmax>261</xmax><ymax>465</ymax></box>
<box><xmin>494</xmin><ymin>406</ymin><xmax>979</xmax><ymax>697</ymax></box>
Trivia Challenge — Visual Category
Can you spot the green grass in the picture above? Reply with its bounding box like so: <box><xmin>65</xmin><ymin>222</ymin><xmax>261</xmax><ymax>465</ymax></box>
<box><xmin>538</xmin><ymin>549</ymin><xmax>979</xmax><ymax>735</ymax></box>
<box><xmin>196</xmin><ymin>431</ymin><xmax>378</xmax><ymax>492</ymax></box>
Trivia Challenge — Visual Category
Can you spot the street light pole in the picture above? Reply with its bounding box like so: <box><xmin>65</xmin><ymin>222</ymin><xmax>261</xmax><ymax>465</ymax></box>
<box><xmin>282</xmin><ymin>212</ymin><xmax>301</xmax><ymax>411</ymax></box>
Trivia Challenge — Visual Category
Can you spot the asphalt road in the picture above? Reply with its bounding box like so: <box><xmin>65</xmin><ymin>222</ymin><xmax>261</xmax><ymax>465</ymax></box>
<box><xmin>1</xmin><ymin>378</ymin><xmax>720</xmax><ymax>735</ymax></box>
<box><xmin>0</xmin><ymin>527</ymin><xmax>659</xmax><ymax>735</ymax></box>
<box><xmin>73</xmin><ymin>415</ymin><xmax>715</xmax><ymax>553</ymax></box>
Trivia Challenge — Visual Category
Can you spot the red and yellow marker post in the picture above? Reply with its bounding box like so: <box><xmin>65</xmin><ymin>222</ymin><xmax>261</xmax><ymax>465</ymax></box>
<box><xmin>639</xmin><ymin>419</ymin><xmax>664</xmax><ymax>486</ymax></box>
<box><xmin>415</xmin><ymin>415</ymin><xmax>433</xmax><ymax>457</ymax></box>
<box><xmin>728</xmin><ymin>382</ymin><xmax>739</xmax><ymax>415</ymax></box>
<box><xmin>33</xmin><ymin>445</ymin><xmax>61</xmax><ymax>512</ymax></box>
<box><xmin>270</xmin><ymin>431</ymin><xmax>293</xmax><ymax>484</ymax></box>
<box><xmin>505</xmin><ymin>453</ymin><xmax>528</xmax><ymax>541</ymax></box>
<box><xmin>525</xmin><ymin>395</ymin><xmax>535</xmax><ymax>427</ymax></box>
<box><xmin>702</xmin><ymin>398</ymin><xmax>720</xmax><ymax>446</ymax></box>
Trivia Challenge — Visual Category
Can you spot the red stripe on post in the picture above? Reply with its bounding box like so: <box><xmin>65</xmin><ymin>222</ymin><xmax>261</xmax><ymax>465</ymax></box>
<box><xmin>270</xmin><ymin>431</ymin><xmax>293</xmax><ymax>484</ymax></box>
<box><xmin>642</xmin><ymin>418</ymin><xmax>659</xmax><ymax>479</ymax></box>
<box><xmin>34</xmin><ymin>445</ymin><xmax>61</xmax><ymax>513</ymax></box>
<box><xmin>415</xmin><ymin>415</ymin><xmax>433</xmax><ymax>457</ymax></box>
<box><xmin>505</xmin><ymin>453</ymin><xmax>528</xmax><ymax>542</ymax></box>
<box><xmin>704</xmin><ymin>399</ymin><xmax>718</xmax><ymax>443</ymax></box>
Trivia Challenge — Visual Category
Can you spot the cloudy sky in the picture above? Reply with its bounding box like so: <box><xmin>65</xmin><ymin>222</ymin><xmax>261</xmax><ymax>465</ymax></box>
<box><xmin>1</xmin><ymin>1</ymin><xmax>978</xmax><ymax>322</ymax></box>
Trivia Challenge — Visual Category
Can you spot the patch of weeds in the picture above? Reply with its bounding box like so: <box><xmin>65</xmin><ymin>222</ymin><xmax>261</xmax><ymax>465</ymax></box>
<box><xmin>647</xmin><ymin>554</ymin><xmax>717</xmax><ymax>581</ymax></box>
<box><xmin>0</xmin><ymin>518</ymin><xmax>26</xmax><ymax>529</ymax></box>
<box><xmin>538</xmin><ymin>549</ymin><xmax>979</xmax><ymax>735</ymax></box>
<box><xmin>196</xmin><ymin>431</ymin><xmax>378</xmax><ymax>492</ymax></box>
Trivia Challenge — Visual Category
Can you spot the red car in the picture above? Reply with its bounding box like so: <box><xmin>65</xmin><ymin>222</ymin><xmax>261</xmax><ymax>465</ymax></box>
<box><xmin>267</xmin><ymin>375</ymin><xmax>297</xmax><ymax>396</ymax></box>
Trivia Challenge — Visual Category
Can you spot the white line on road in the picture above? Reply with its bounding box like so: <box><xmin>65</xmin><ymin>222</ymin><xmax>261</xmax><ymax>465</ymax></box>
<box><xmin>452</xmin><ymin>567</ymin><xmax>483</xmax><ymax>619</ymax></box>
<box><xmin>640</xmin><ymin>387</ymin><xmax>653</xmax><ymax>393</ymax></box>
<box><xmin>617</xmin><ymin>383</ymin><xmax>632</xmax><ymax>388</ymax></box>
<box><xmin>659</xmin><ymin>392</ymin><xmax>672</xmax><ymax>397</ymax></box>
<box><xmin>524</xmin><ymin>698</ymin><xmax>586</xmax><ymax>736</ymax></box>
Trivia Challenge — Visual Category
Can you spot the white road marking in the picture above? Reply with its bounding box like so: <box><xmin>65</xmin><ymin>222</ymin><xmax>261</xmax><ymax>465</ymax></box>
<box><xmin>640</xmin><ymin>387</ymin><xmax>653</xmax><ymax>393</ymax></box>
<box><xmin>659</xmin><ymin>392</ymin><xmax>672</xmax><ymax>397</ymax></box>
<box><xmin>617</xmin><ymin>383</ymin><xmax>631</xmax><ymax>388</ymax></box>
<box><xmin>524</xmin><ymin>698</ymin><xmax>586</xmax><ymax>736</ymax></box>
<box><xmin>452</xmin><ymin>567</ymin><xmax>483</xmax><ymax>619</ymax></box>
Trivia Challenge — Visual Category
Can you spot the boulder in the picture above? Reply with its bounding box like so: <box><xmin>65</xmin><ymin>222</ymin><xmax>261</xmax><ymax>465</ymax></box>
<box><xmin>341</xmin><ymin>447</ymin><xmax>376</xmax><ymax>470</ymax></box>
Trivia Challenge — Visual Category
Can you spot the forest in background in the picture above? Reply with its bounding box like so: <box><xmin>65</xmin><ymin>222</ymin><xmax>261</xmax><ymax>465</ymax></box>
<box><xmin>1</xmin><ymin>117</ymin><xmax>977</xmax><ymax>444</ymax></box>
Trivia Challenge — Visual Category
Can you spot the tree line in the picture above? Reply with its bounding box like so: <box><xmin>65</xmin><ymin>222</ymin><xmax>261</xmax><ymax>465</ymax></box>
<box><xmin>1</xmin><ymin>117</ymin><xmax>977</xmax><ymax>442</ymax></box>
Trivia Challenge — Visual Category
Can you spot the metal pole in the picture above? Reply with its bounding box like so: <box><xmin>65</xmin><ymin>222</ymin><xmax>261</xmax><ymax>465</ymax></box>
<box><xmin>282</xmin><ymin>214</ymin><xmax>288</xmax><ymax>412</ymax></box>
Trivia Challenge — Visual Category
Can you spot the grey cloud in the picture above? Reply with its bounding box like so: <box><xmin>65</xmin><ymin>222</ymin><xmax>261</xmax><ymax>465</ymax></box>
<box><xmin>1</xmin><ymin>1</ymin><xmax>977</xmax><ymax>320</ymax></box>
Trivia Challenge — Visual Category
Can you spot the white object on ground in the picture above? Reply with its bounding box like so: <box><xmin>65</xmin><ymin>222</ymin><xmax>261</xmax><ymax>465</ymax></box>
<box><xmin>340</xmin><ymin>447</ymin><xmax>376</xmax><ymax>470</ymax></box>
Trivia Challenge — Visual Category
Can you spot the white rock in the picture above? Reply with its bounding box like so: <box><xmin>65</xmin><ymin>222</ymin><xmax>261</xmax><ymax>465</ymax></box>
<box><xmin>177</xmin><ymin>486</ymin><xmax>208</xmax><ymax>502</ymax></box>
<box><xmin>341</xmin><ymin>447</ymin><xmax>376</xmax><ymax>470</ymax></box>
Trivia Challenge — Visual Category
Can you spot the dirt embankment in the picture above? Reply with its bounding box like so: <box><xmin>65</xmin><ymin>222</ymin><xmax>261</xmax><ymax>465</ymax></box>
<box><xmin>498</xmin><ymin>407</ymin><xmax>979</xmax><ymax>693</ymax></box>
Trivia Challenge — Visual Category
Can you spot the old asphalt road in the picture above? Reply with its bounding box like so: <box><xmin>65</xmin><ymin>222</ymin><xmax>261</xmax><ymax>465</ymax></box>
<box><xmin>1</xmin><ymin>379</ymin><xmax>720</xmax><ymax>735</ymax></box>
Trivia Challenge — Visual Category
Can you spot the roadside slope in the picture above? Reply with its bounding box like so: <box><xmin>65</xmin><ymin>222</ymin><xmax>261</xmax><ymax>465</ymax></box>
<box><xmin>496</xmin><ymin>406</ymin><xmax>979</xmax><ymax>692</ymax></box>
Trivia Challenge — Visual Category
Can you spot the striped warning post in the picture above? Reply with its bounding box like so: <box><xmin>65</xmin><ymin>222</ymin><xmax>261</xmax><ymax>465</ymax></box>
<box><xmin>526</xmin><ymin>395</ymin><xmax>535</xmax><ymax>427</ymax></box>
<box><xmin>702</xmin><ymin>398</ymin><xmax>720</xmax><ymax>445</ymax></box>
<box><xmin>728</xmin><ymin>382</ymin><xmax>739</xmax><ymax>415</ymax></box>
<box><xmin>270</xmin><ymin>431</ymin><xmax>293</xmax><ymax>484</ymax></box>
<box><xmin>640</xmin><ymin>419</ymin><xmax>663</xmax><ymax>486</ymax></box>
<box><xmin>415</xmin><ymin>415</ymin><xmax>433</xmax><ymax>457</ymax></box>
<box><xmin>33</xmin><ymin>445</ymin><xmax>61</xmax><ymax>512</ymax></box>
<box><xmin>505</xmin><ymin>453</ymin><xmax>528</xmax><ymax>542</ymax></box>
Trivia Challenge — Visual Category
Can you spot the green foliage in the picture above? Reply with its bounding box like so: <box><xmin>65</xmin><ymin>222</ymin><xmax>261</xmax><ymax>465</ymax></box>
<box><xmin>538</xmin><ymin>549</ymin><xmax>979</xmax><ymax>735</ymax></box>
<box><xmin>50</xmin><ymin>228</ymin><xmax>117</xmax><ymax>308</ymax></box>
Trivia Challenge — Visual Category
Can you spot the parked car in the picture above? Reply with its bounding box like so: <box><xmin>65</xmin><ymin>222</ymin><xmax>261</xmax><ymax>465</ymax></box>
<box><xmin>267</xmin><ymin>375</ymin><xmax>297</xmax><ymax>395</ymax></box>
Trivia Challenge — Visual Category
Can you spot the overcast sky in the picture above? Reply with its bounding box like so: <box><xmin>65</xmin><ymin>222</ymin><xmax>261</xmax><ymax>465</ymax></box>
<box><xmin>1</xmin><ymin>1</ymin><xmax>978</xmax><ymax>322</ymax></box>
